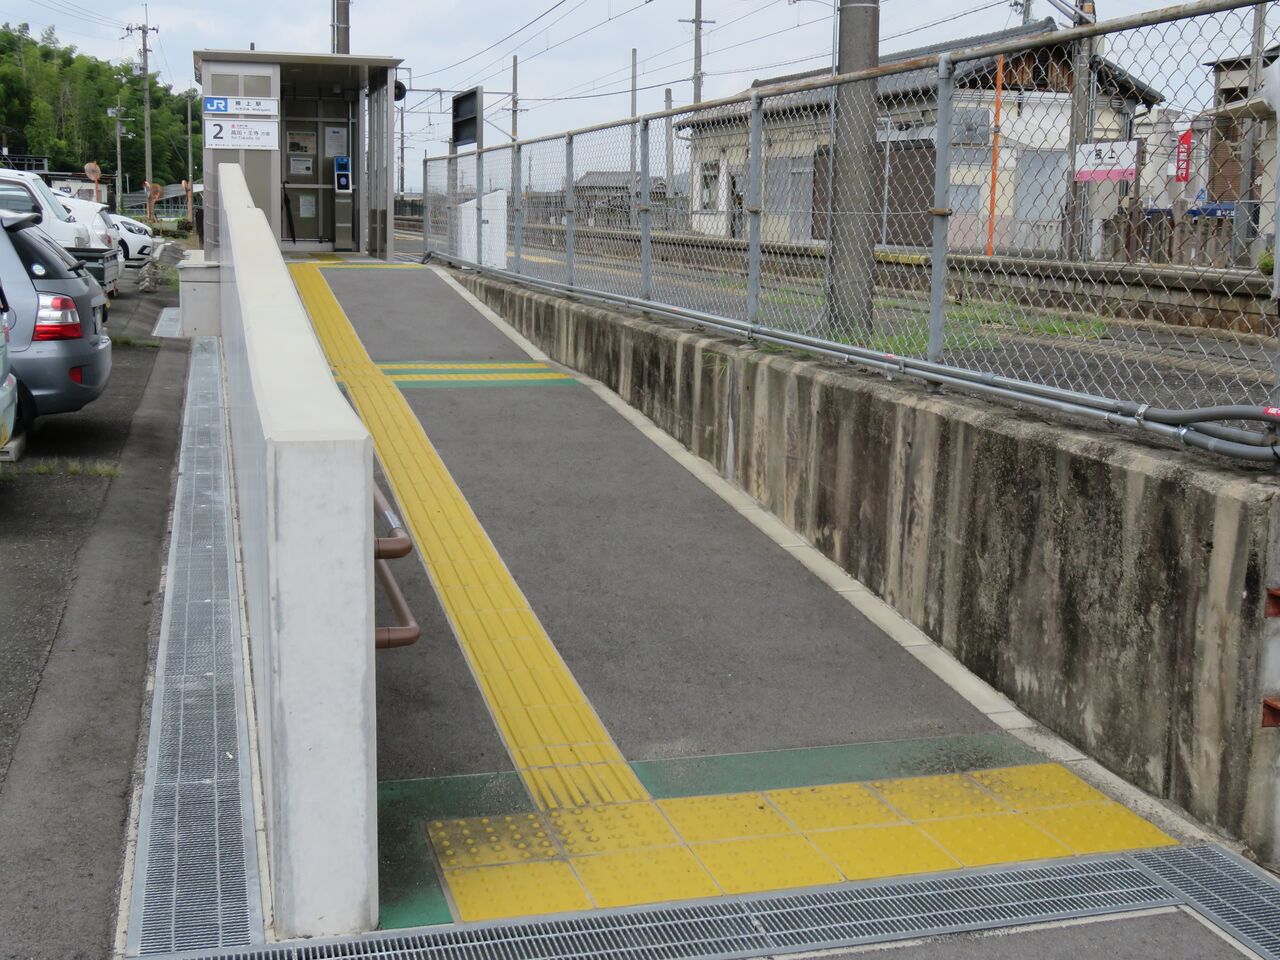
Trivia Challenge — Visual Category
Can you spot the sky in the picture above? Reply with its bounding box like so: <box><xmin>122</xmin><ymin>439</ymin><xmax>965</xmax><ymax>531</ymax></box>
<box><xmin>2</xmin><ymin>0</ymin><xmax>1267</xmax><ymax>190</ymax></box>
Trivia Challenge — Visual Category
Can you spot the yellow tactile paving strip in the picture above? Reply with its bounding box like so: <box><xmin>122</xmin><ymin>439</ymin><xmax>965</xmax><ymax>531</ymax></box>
<box><xmin>291</xmin><ymin>263</ymin><xmax>1177</xmax><ymax>923</ymax></box>
<box><xmin>425</xmin><ymin>765</ymin><xmax>1174</xmax><ymax>921</ymax></box>
<box><xmin>292</xmin><ymin>262</ymin><xmax>647</xmax><ymax>811</ymax></box>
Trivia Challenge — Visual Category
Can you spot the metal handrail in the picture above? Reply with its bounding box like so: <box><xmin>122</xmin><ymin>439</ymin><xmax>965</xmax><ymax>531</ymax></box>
<box><xmin>373</xmin><ymin>486</ymin><xmax>420</xmax><ymax>648</ymax></box>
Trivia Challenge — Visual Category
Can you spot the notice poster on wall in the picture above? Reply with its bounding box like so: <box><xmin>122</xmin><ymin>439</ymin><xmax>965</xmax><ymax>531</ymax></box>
<box><xmin>290</xmin><ymin>156</ymin><xmax>313</xmax><ymax>175</ymax></box>
<box><xmin>287</xmin><ymin>130</ymin><xmax>317</xmax><ymax>155</ymax></box>
<box><xmin>324</xmin><ymin>126</ymin><xmax>348</xmax><ymax>158</ymax></box>
<box><xmin>299</xmin><ymin>194</ymin><xmax>317</xmax><ymax>219</ymax></box>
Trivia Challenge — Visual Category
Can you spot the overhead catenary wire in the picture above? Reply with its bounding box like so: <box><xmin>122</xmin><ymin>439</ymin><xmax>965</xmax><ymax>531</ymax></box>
<box><xmin>24</xmin><ymin>0</ymin><xmax>124</xmax><ymax>29</ymax></box>
<box><xmin>414</xmin><ymin>0</ymin><xmax>578</xmax><ymax>79</ymax></box>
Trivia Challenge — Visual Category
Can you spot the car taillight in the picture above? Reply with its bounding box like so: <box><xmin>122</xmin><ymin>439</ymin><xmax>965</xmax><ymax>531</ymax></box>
<box><xmin>34</xmin><ymin>294</ymin><xmax>82</xmax><ymax>340</ymax></box>
<box><xmin>69</xmin><ymin>365</ymin><xmax>83</xmax><ymax>384</ymax></box>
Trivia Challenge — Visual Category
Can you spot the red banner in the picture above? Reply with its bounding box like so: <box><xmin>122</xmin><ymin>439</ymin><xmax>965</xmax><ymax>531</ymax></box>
<box><xmin>1175</xmin><ymin>129</ymin><xmax>1193</xmax><ymax>183</ymax></box>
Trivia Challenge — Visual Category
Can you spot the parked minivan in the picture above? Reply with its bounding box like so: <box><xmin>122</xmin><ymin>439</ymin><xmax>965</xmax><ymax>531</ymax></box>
<box><xmin>0</xmin><ymin>170</ymin><xmax>92</xmax><ymax>249</ymax></box>
<box><xmin>1</xmin><ymin>212</ymin><xmax>110</xmax><ymax>430</ymax></box>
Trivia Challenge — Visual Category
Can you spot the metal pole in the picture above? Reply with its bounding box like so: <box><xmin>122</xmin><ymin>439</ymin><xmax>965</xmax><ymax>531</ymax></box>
<box><xmin>447</xmin><ymin>140</ymin><xmax>458</xmax><ymax>258</ymax></box>
<box><xmin>880</xmin><ymin>120</ymin><xmax>890</xmax><ymax>245</ymax></box>
<box><xmin>333</xmin><ymin>0</ymin><xmax>350</xmax><ymax>54</ymax></box>
<box><xmin>1064</xmin><ymin>1</ymin><xmax>1095</xmax><ymax>261</ymax></box>
<box><xmin>511</xmin><ymin>56</ymin><xmax>519</xmax><ymax>139</ymax></box>
<box><xmin>829</xmin><ymin>0</ymin><xmax>880</xmax><ymax>336</ymax></box>
<box><xmin>664</xmin><ymin>88</ymin><xmax>675</xmax><ymax>208</ymax></box>
<box><xmin>1232</xmin><ymin>2</ymin><xmax>1266</xmax><ymax>264</ymax></box>
<box><xmin>927</xmin><ymin>56</ymin><xmax>954</xmax><ymax>364</ymax></box>
<box><xmin>476</xmin><ymin>149</ymin><xmax>485</xmax><ymax>265</ymax></box>
<box><xmin>565</xmin><ymin>134</ymin><xmax>576</xmax><ymax>286</ymax></box>
<box><xmin>640</xmin><ymin>119</ymin><xmax>653</xmax><ymax>301</ymax></box>
<box><xmin>513</xmin><ymin>141</ymin><xmax>523</xmax><ymax>273</ymax></box>
<box><xmin>746</xmin><ymin>95</ymin><xmax>764</xmax><ymax>326</ymax></box>
<box><xmin>114</xmin><ymin>99</ymin><xmax>123</xmax><ymax>215</ymax></box>
<box><xmin>694</xmin><ymin>0</ymin><xmax>704</xmax><ymax>103</ymax></box>
<box><xmin>398</xmin><ymin>102</ymin><xmax>405</xmax><ymax>195</ymax></box>
<box><xmin>423</xmin><ymin>155</ymin><xmax>431</xmax><ymax>258</ymax></box>
<box><xmin>630</xmin><ymin>48</ymin><xmax>639</xmax><ymax>228</ymax></box>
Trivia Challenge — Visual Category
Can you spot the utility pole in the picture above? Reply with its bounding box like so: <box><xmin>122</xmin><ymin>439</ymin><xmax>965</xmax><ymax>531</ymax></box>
<box><xmin>828</xmin><ymin>0</ymin><xmax>879</xmax><ymax>335</ymax></box>
<box><xmin>332</xmin><ymin>0</ymin><xmax>351</xmax><ymax>54</ymax></box>
<box><xmin>1064</xmin><ymin>0</ymin><xmax>1095</xmax><ymax>261</ymax></box>
<box><xmin>1018</xmin><ymin>0</ymin><xmax>1034</xmax><ymax>24</ymax></box>
<box><xmin>679</xmin><ymin>0</ymin><xmax>713</xmax><ymax>103</ymax></box>
<box><xmin>630</xmin><ymin>48</ymin><xmax>638</xmax><ymax>226</ymax></box>
<box><xmin>511</xmin><ymin>55</ymin><xmax>518</xmax><ymax>139</ymax></box>
<box><xmin>124</xmin><ymin>10</ymin><xmax>158</xmax><ymax>191</ymax></box>
<box><xmin>110</xmin><ymin>99</ymin><xmax>123</xmax><ymax>213</ymax></box>
<box><xmin>1232</xmin><ymin>1</ymin><xmax>1267</xmax><ymax>264</ymax></box>
<box><xmin>186</xmin><ymin>92</ymin><xmax>193</xmax><ymax>221</ymax></box>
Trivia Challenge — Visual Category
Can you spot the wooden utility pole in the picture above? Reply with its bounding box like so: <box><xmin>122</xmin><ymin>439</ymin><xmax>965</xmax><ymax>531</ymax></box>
<box><xmin>124</xmin><ymin>9</ymin><xmax>159</xmax><ymax>192</ymax></box>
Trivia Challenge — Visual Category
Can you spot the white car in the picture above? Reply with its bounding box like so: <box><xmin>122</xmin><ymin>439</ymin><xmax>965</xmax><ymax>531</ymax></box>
<box><xmin>58</xmin><ymin>195</ymin><xmax>124</xmax><ymax>296</ymax></box>
<box><xmin>108</xmin><ymin>214</ymin><xmax>155</xmax><ymax>262</ymax></box>
<box><xmin>0</xmin><ymin>170</ymin><xmax>92</xmax><ymax>250</ymax></box>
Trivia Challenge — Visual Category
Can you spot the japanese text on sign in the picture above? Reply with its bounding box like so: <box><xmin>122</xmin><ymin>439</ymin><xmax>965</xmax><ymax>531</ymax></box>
<box><xmin>1073</xmin><ymin>140</ymin><xmax>1140</xmax><ymax>182</ymax></box>
<box><xmin>205</xmin><ymin>118</ymin><xmax>279</xmax><ymax>150</ymax></box>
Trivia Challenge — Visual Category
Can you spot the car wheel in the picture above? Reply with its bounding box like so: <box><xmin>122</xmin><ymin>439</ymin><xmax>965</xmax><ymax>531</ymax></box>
<box><xmin>14</xmin><ymin>382</ymin><xmax>35</xmax><ymax>437</ymax></box>
<box><xmin>119</xmin><ymin>238</ymin><xmax>132</xmax><ymax>260</ymax></box>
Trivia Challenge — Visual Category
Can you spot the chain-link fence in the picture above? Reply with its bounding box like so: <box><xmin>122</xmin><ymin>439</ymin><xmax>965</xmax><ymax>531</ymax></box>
<box><xmin>423</xmin><ymin>0</ymin><xmax>1280</xmax><ymax>459</ymax></box>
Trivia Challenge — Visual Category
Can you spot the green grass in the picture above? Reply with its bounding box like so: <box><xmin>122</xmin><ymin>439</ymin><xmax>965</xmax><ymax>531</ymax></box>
<box><xmin>948</xmin><ymin>303</ymin><xmax>1109</xmax><ymax>338</ymax></box>
<box><xmin>111</xmin><ymin>334</ymin><xmax>162</xmax><ymax>349</ymax></box>
<box><xmin>13</xmin><ymin>458</ymin><xmax>119</xmax><ymax>478</ymax></box>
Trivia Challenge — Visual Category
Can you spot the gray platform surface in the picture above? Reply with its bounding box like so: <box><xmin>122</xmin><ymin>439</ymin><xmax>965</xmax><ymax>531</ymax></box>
<box><xmin>333</xmin><ymin>265</ymin><xmax>990</xmax><ymax>771</ymax></box>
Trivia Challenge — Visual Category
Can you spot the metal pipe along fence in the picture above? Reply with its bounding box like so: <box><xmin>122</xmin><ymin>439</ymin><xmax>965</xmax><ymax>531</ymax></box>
<box><xmin>422</xmin><ymin>0</ymin><xmax>1280</xmax><ymax>461</ymax></box>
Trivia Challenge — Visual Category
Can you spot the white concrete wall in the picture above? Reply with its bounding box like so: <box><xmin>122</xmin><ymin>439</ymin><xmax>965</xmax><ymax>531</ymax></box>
<box><xmin>217</xmin><ymin>163</ymin><xmax>377</xmax><ymax>939</ymax></box>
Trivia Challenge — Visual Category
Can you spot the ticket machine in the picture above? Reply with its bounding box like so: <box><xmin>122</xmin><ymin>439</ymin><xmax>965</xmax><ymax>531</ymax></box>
<box><xmin>333</xmin><ymin>155</ymin><xmax>354</xmax><ymax>250</ymax></box>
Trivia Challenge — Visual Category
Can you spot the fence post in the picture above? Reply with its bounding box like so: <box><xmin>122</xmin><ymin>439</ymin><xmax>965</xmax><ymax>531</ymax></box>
<box><xmin>422</xmin><ymin>156</ymin><xmax>430</xmax><ymax>260</ymax></box>
<box><xmin>639</xmin><ymin>119</ymin><xmax>653</xmax><ymax>302</ymax></box>
<box><xmin>927</xmin><ymin>55</ymin><xmax>953</xmax><ymax>364</ymax></box>
<box><xmin>513</xmin><ymin>142</ymin><xmax>523</xmax><ymax>274</ymax></box>
<box><xmin>746</xmin><ymin>94</ymin><xmax>763</xmax><ymax>327</ymax></box>
<box><xmin>566</xmin><ymin>134</ymin><xmax>576</xmax><ymax>287</ymax></box>
<box><xmin>447</xmin><ymin>141</ymin><xmax>458</xmax><ymax>259</ymax></box>
<box><xmin>475</xmin><ymin>149</ymin><xmax>485</xmax><ymax>265</ymax></box>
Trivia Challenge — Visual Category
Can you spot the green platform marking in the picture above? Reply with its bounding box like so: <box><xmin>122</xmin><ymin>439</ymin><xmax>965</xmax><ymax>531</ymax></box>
<box><xmin>378</xmin><ymin>772</ymin><xmax>531</xmax><ymax>928</ymax></box>
<box><xmin>390</xmin><ymin>378</ymin><xmax>578</xmax><ymax>389</ymax></box>
<box><xmin>631</xmin><ymin>733</ymin><xmax>1043</xmax><ymax>799</ymax></box>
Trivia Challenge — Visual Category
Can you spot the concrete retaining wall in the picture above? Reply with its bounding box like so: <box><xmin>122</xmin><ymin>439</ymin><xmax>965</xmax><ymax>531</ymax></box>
<box><xmin>455</xmin><ymin>268</ymin><xmax>1280</xmax><ymax>862</ymax></box>
<box><xmin>219</xmin><ymin>164</ymin><xmax>377</xmax><ymax>937</ymax></box>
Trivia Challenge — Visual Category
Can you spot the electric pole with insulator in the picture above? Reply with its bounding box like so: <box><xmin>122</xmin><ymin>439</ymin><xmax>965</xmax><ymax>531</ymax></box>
<box><xmin>124</xmin><ymin>9</ymin><xmax>159</xmax><ymax>192</ymax></box>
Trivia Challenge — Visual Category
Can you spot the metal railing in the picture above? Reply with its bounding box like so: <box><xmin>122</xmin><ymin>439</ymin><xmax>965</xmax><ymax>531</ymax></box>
<box><xmin>424</xmin><ymin>0</ymin><xmax>1280</xmax><ymax>461</ymax></box>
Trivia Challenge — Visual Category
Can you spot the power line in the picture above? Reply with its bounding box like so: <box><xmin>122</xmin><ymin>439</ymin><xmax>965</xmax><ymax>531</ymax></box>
<box><xmin>416</xmin><ymin>0</ymin><xmax>577</xmax><ymax>80</ymax></box>
<box><xmin>882</xmin><ymin>0</ymin><xmax>1009</xmax><ymax>42</ymax></box>
<box><xmin>24</xmin><ymin>0</ymin><xmax>124</xmax><ymax>29</ymax></box>
<box><xmin>463</xmin><ymin>0</ymin><xmax>655</xmax><ymax>89</ymax></box>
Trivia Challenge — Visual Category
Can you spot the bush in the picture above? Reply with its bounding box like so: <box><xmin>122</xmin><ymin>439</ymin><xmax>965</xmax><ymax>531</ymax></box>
<box><xmin>174</xmin><ymin>218</ymin><xmax>194</xmax><ymax>233</ymax></box>
<box><xmin>1259</xmin><ymin>248</ymin><xmax>1274</xmax><ymax>275</ymax></box>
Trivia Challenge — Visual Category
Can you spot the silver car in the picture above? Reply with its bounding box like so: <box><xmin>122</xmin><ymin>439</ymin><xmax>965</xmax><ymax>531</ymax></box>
<box><xmin>1</xmin><ymin>213</ymin><xmax>110</xmax><ymax>429</ymax></box>
<box><xmin>0</xmin><ymin>290</ymin><xmax>15</xmax><ymax>447</ymax></box>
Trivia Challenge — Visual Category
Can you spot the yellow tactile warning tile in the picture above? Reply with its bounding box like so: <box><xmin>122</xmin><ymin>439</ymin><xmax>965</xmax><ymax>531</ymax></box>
<box><xmin>921</xmin><ymin>814</ymin><xmax>1072</xmax><ymax>867</ymax></box>
<box><xmin>446</xmin><ymin>861</ymin><xmax>592</xmax><ymax>921</ymax></box>
<box><xmin>291</xmin><ymin>262</ymin><xmax>648</xmax><ymax>810</ymax></box>
<box><xmin>971</xmin><ymin>764</ymin><xmax>1107</xmax><ymax>809</ymax></box>
<box><xmin>1026</xmin><ymin>802</ymin><xmax>1178</xmax><ymax>854</ymax></box>
<box><xmin>572</xmin><ymin>846</ymin><xmax>720</xmax><ymax>908</ymax></box>
<box><xmin>769</xmin><ymin>783</ymin><xmax>903</xmax><ymax>831</ymax></box>
<box><xmin>290</xmin><ymin>264</ymin><xmax>1179</xmax><ymax>920</ymax></box>
<box><xmin>807</xmin><ymin>824</ymin><xmax>959</xmax><ymax>880</ymax></box>
<box><xmin>658</xmin><ymin>793</ymin><xmax>793</xmax><ymax>842</ymax></box>
<box><xmin>873</xmin><ymin>773</ymin><xmax>1006</xmax><ymax>820</ymax></box>
<box><xmin>693</xmin><ymin>835</ymin><xmax>842</xmax><ymax>894</ymax></box>
<box><xmin>428</xmin><ymin>814</ymin><xmax>557</xmax><ymax>868</ymax></box>
<box><xmin>547</xmin><ymin>803</ymin><xmax>679</xmax><ymax>855</ymax></box>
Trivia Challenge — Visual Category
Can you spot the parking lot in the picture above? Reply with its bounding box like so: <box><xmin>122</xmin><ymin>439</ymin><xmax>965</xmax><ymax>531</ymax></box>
<box><xmin>0</xmin><ymin>267</ymin><xmax>186</xmax><ymax>959</ymax></box>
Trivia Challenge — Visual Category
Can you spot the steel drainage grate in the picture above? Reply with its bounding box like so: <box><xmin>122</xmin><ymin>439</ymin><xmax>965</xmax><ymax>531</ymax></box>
<box><xmin>1134</xmin><ymin>844</ymin><xmax>1280</xmax><ymax>959</ymax></box>
<box><xmin>153</xmin><ymin>855</ymin><xmax>1173</xmax><ymax>960</ymax></box>
<box><xmin>125</xmin><ymin>338</ymin><xmax>264</xmax><ymax>955</ymax></box>
<box><xmin>152</xmin><ymin>306</ymin><xmax>183</xmax><ymax>338</ymax></box>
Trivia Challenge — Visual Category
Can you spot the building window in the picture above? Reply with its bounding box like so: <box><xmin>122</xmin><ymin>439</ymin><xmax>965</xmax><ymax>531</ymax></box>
<box><xmin>700</xmin><ymin>161</ymin><xmax>720</xmax><ymax>211</ymax></box>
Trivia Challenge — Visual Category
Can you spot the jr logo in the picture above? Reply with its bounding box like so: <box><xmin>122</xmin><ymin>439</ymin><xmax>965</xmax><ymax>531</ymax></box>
<box><xmin>204</xmin><ymin>97</ymin><xmax>228</xmax><ymax>113</ymax></box>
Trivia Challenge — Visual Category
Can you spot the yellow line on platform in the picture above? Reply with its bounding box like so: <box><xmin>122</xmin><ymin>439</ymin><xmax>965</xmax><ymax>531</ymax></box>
<box><xmin>376</xmin><ymin>362</ymin><xmax>550</xmax><ymax>370</ymax></box>
<box><xmin>389</xmin><ymin>372</ymin><xmax>573</xmax><ymax>383</ymax></box>
<box><xmin>291</xmin><ymin>262</ymin><xmax>647</xmax><ymax>811</ymax></box>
